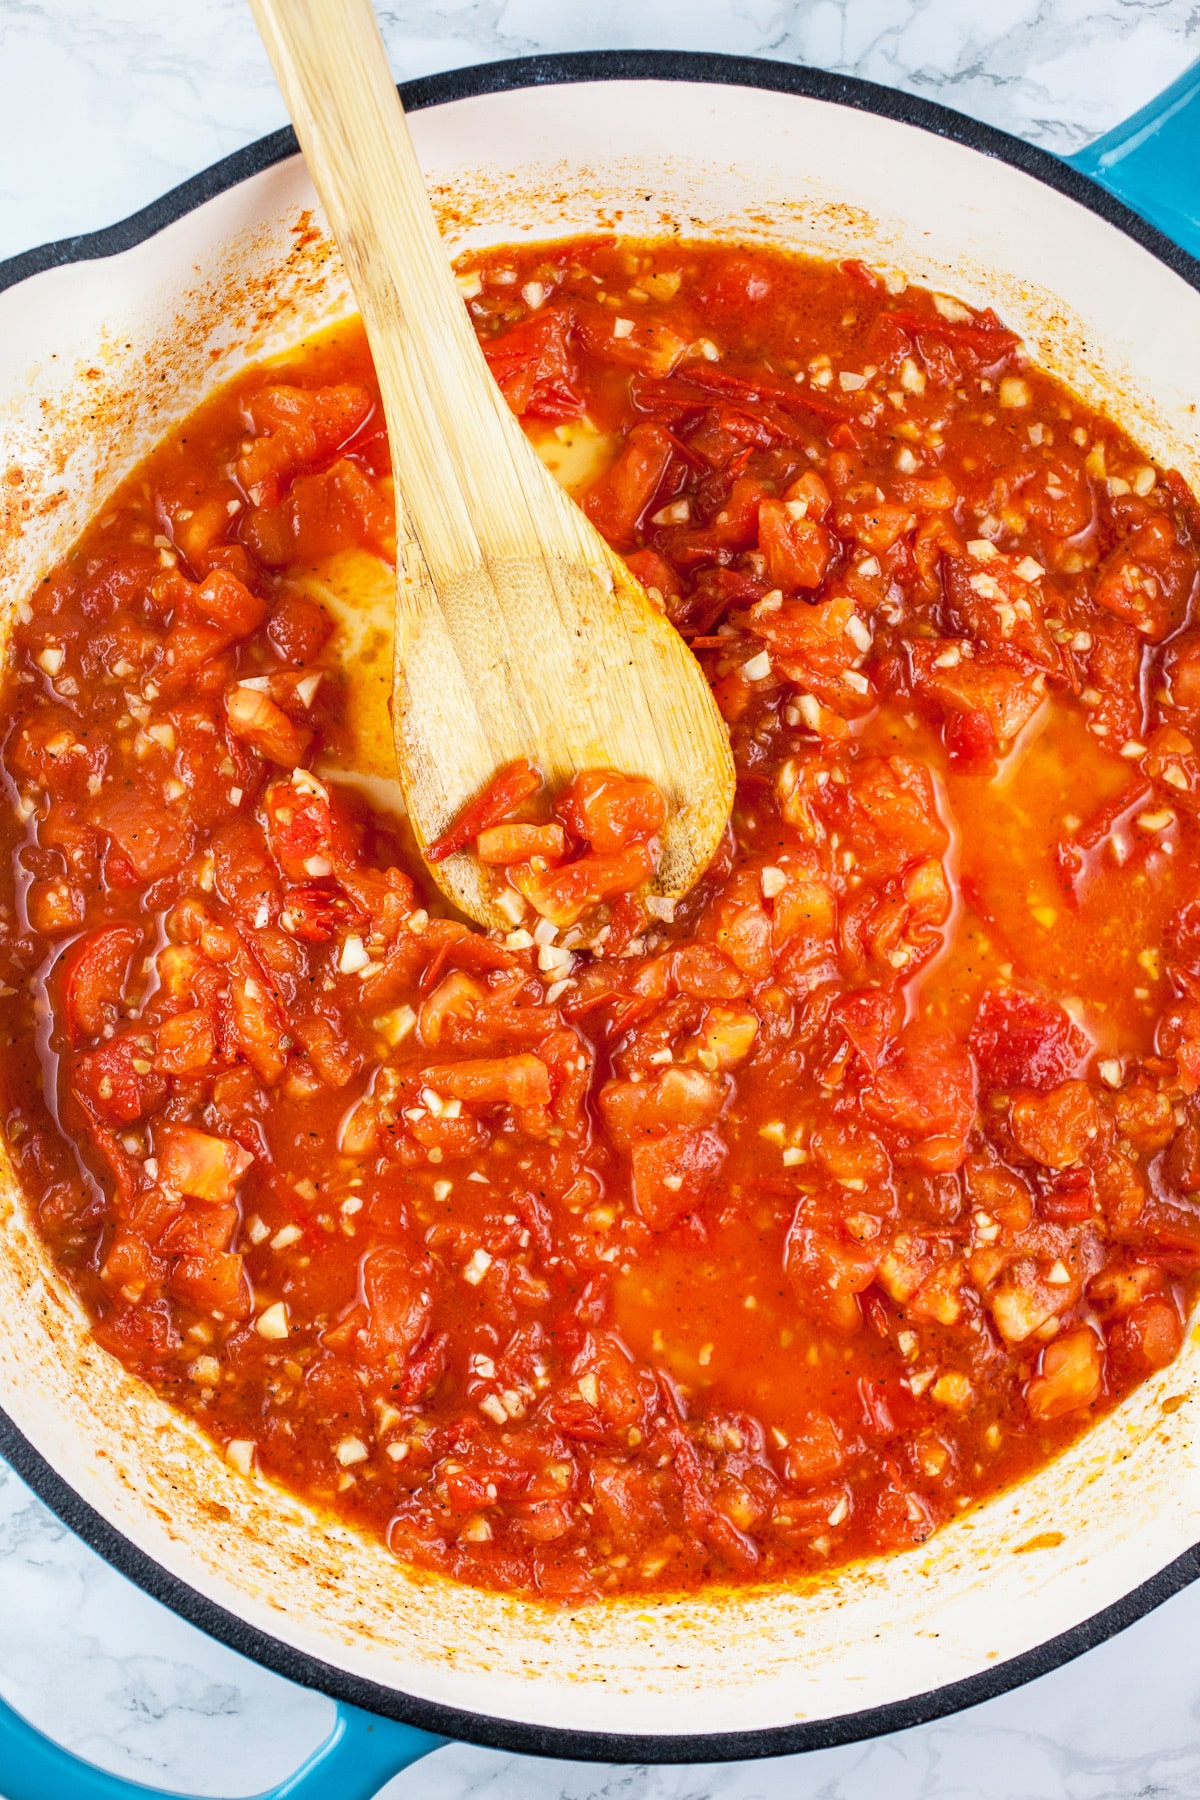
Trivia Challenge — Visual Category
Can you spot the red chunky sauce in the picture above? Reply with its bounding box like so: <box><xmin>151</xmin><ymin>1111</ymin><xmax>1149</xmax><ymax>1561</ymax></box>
<box><xmin>5</xmin><ymin>238</ymin><xmax>1200</xmax><ymax>1603</ymax></box>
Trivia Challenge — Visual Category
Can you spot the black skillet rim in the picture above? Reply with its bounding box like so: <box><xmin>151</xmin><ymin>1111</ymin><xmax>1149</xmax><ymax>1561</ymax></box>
<box><xmin>1</xmin><ymin>46</ymin><xmax>1199</xmax><ymax>1769</ymax></box>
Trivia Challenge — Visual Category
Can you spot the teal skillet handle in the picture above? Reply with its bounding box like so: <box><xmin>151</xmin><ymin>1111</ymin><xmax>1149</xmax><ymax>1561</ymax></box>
<box><xmin>1067</xmin><ymin>55</ymin><xmax>1200</xmax><ymax>260</ymax></box>
<box><xmin>0</xmin><ymin>1691</ymin><xmax>444</xmax><ymax>1800</ymax></box>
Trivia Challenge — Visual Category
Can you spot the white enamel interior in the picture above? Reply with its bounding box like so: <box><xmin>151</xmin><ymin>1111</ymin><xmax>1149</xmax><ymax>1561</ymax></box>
<box><xmin>1</xmin><ymin>78</ymin><xmax>1199</xmax><ymax>1744</ymax></box>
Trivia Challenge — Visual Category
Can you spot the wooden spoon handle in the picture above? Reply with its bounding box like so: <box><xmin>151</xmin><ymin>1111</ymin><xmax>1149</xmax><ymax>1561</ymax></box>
<box><xmin>250</xmin><ymin>0</ymin><xmax>735</xmax><ymax>927</ymax></box>
<box><xmin>248</xmin><ymin>0</ymin><xmax>570</xmax><ymax>585</ymax></box>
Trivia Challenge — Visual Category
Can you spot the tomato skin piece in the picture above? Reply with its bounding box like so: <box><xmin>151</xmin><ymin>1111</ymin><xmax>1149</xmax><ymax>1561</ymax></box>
<box><xmin>881</xmin><ymin>306</ymin><xmax>1020</xmax><ymax>363</ymax></box>
<box><xmin>482</xmin><ymin>309</ymin><xmax>584</xmax><ymax>421</ymax></box>
<box><xmin>426</xmin><ymin>759</ymin><xmax>542</xmax><ymax>863</ymax></box>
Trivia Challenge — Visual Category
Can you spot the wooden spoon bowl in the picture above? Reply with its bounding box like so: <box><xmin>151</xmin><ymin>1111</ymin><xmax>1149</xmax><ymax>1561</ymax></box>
<box><xmin>250</xmin><ymin>0</ymin><xmax>734</xmax><ymax>928</ymax></box>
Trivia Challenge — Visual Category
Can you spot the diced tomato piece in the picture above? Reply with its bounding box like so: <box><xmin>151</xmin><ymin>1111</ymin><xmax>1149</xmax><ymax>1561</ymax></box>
<box><xmin>839</xmin><ymin>755</ymin><xmax>948</xmax><ymax>881</ymax></box>
<box><xmin>476</xmin><ymin>822</ymin><xmax>566</xmax><ymax>865</ymax></box>
<box><xmin>865</xmin><ymin>1025</ymin><xmax>976</xmax><ymax>1168</ymax></box>
<box><xmin>831</xmin><ymin>985</ymin><xmax>903</xmax><ymax>1074</ymax></box>
<box><xmin>244</xmin><ymin>458</ymin><xmax>393</xmax><ymax>566</ymax></box>
<box><xmin>226</xmin><ymin>970</ymin><xmax>288</xmax><ymax>1085</ymax></box>
<box><xmin>599</xmin><ymin>1067</ymin><xmax>725</xmax><ymax>1150</ymax></box>
<box><xmin>1094</xmin><ymin>513</ymin><xmax>1195</xmax><ymax>642</ymax></box>
<box><xmin>1010</xmin><ymin>1081</ymin><xmax>1106</xmax><ymax>1170</ymax></box>
<box><xmin>74</xmin><ymin>1032</ymin><xmax>167</xmax><ymax>1124</ymax></box>
<box><xmin>225</xmin><ymin>685</ymin><xmax>312</xmax><ymax>767</ymax></box>
<box><xmin>263</xmin><ymin>783</ymin><xmax>336</xmax><ymax>881</ymax></box>
<box><xmin>359</xmin><ymin>1246</ymin><xmax>433</xmax><ymax>1365</ymax></box>
<box><xmin>835</xmin><ymin>500</ymin><xmax>915</xmax><ymax>553</ymax></box>
<box><xmin>101</xmin><ymin>1227</ymin><xmax>167</xmax><ymax>1301</ymax></box>
<box><xmin>672</xmin><ymin>943</ymin><xmax>747</xmax><ymax>999</ymax></box>
<box><xmin>582</xmin><ymin>423</ymin><xmax>674</xmax><ymax>542</ymax></box>
<box><xmin>1025</xmin><ymin>1325</ymin><xmax>1103</xmax><ymax>1419</ymax></box>
<box><xmin>942</xmin><ymin>550</ymin><xmax>1061</xmax><ymax>673</ymax></box>
<box><xmin>281</xmin><ymin>883</ymin><xmax>358</xmax><ymax>942</ymax></box>
<box><xmin>237</xmin><ymin>383</ymin><xmax>374</xmax><ymax>506</ymax></box>
<box><xmin>91</xmin><ymin>794</ymin><xmax>193</xmax><ymax>883</ymax></box>
<box><xmin>1094</xmin><ymin>538</ymin><xmax>1171</xmax><ymax>639</ymax></box>
<box><xmin>25</xmin><ymin>878</ymin><xmax>84</xmax><ymax>936</ymax></box>
<box><xmin>1108</xmin><ymin>1296</ymin><xmax>1183</xmax><ymax>1374</ymax></box>
<box><xmin>943</xmin><ymin>707</ymin><xmax>996</xmax><ymax>770</ymax></box>
<box><xmin>248</xmin><ymin>381</ymin><xmax>373</xmax><ymax>442</ymax></box>
<box><xmin>191</xmin><ymin>569</ymin><xmax>267</xmax><ymax>638</ymax></box>
<box><xmin>910</xmin><ymin>642</ymin><xmax>1046</xmax><ymax>745</ymax></box>
<box><xmin>970</xmin><ymin>987</ymin><xmax>1087</xmax><ymax>1093</ymax></box>
<box><xmin>170</xmin><ymin>1250</ymin><xmax>250</xmax><ymax>1316</ymax></box>
<box><xmin>60</xmin><ymin>923</ymin><xmax>142</xmax><ymax>1045</ymax></box>
<box><xmin>267</xmin><ymin>591</ymin><xmax>335</xmax><ymax>664</ymax></box>
<box><xmin>1166</xmin><ymin>628</ymin><xmax>1200</xmax><ymax>716</ymax></box>
<box><xmin>555</xmin><ymin>770</ymin><xmax>667</xmax><ymax>854</ymax></box>
<box><xmin>157</xmin><ymin>1124</ymin><xmax>253</xmax><ymax>1201</ymax></box>
<box><xmin>155</xmin><ymin>1008</ymin><xmax>217</xmax><ymax>1075</ymax></box>
<box><xmin>623</xmin><ymin>548</ymin><xmax>682</xmax><ymax>602</ymax></box>
<box><xmin>420</xmin><ymin>1054</ymin><xmax>551</xmax><ymax>1111</ymax></box>
<box><xmin>575</xmin><ymin>304</ymin><xmax>691</xmax><ymax>374</ymax></box>
<box><xmin>512</xmin><ymin>840</ymin><xmax>658</xmax><ymax>927</ymax></box>
<box><xmin>757</xmin><ymin>498</ymin><xmax>834</xmax><ymax>590</ymax></box>
<box><xmin>785</xmin><ymin>1219</ymin><xmax>879</xmax><ymax>1334</ymax></box>
<box><xmin>783</xmin><ymin>1413</ymin><xmax>846</xmax><ymax>1487</ymax></box>
<box><xmin>591</xmin><ymin>1458</ymin><xmax>663</xmax><ymax>1547</ymax></box>
<box><xmin>630</xmin><ymin>1126</ymin><xmax>725</xmax><ymax>1229</ymax></box>
<box><xmin>9</xmin><ymin>707</ymin><xmax>103</xmax><ymax>794</ymax></box>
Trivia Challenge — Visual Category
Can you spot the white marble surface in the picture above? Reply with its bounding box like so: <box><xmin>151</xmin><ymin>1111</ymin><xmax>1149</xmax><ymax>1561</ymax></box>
<box><xmin>2</xmin><ymin>2</ymin><xmax>1200</xmax><ymax>1796</ymax></box>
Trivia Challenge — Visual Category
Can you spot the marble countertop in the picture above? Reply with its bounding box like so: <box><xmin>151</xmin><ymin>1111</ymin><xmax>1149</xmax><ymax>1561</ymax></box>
<box><xmin>2</xmin><ymin>2</ymin><xmax>1200</xmax><ymax>1796</ymax></box>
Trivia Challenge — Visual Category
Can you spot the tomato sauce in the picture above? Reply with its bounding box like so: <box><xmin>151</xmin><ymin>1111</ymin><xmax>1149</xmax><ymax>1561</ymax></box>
<box><xmin>4</xmin><ymin>237</ymin><xmax>1200</xmax><ymax>1603</ymax></box>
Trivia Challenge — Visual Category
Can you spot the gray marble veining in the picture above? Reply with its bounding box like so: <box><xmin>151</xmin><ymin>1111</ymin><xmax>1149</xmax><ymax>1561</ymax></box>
<box><xmin>2</xmin><ymin>2</ymin><xmax>1200</xmax><ymax>1796</ymax></box>
<box><xmin>1</xmin><ymin>0</ymin><xmax>1198</xmax><ymax>260</ymax></box>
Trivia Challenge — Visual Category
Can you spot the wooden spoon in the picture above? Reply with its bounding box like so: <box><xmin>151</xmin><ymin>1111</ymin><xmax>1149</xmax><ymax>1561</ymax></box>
<box><xmin>249</xmin><ymin>0</ymin><xmax>734</xmax><ymax>928</ymax></box>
